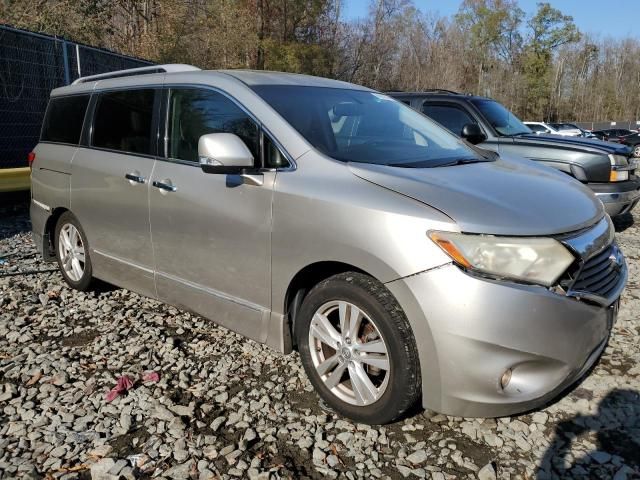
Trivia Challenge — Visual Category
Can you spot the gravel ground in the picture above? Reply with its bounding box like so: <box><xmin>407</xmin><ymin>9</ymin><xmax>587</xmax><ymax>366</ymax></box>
<box><xmin>0</xmin><ymin>192</ymin><xmax>639</xmax><ymax>480</ymax></box>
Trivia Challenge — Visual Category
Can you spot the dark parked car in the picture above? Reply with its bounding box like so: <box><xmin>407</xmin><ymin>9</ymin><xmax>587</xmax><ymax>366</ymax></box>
<box><xmin>388</xmin><ymin>91</ymin><xmax>640</xmax><ymax>216</ymax></box>
<box><xmin>591</xmin><ymin>128</ymin><xmax>636</xmax><ymax>143</ymax></box>
<box><xmin>618</xmin><ymin>132</ymin><xmax>640</xmax><ymax>158</ymax></box>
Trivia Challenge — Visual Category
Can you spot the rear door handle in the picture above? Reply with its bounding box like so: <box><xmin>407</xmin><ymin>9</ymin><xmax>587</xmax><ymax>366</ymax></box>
<box><xmin>152</xmin><ymin>180</ymin><xmax>177</xmax><ymax>192</ymax></box>
<box><xmin>125</xmin><ymin>173</ymin><xmax>145</xmax><ymax>184</ymax></box>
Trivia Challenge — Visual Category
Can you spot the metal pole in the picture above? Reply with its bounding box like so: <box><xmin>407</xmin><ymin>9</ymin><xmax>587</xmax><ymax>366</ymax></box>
<box><xmin>76</xmin><ymin>44</ymin><xmax>81</xmax><ymax>77</ymax></box>
<box><xmin>61</xmin><ymin>40</ymin><xmax>70</xmax><ymax>85</ymax></box>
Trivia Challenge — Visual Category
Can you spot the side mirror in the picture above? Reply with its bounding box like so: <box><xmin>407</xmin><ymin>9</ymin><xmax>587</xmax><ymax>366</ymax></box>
<box><xmin>198</xmin><ymin>133</ymin><xmax>254</xmax><ymax>174</ymax></box>
<box><xmin>460</xmin><ymin>123</ymin><xmax>486</xmax><ymax>145</ymax></box>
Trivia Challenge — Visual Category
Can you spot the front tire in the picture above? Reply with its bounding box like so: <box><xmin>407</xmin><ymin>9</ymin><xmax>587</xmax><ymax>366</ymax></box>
<box><xmin>54</xmin><ymin>211</ymin><xmax>93</xmax><ymax>291</ymax></box>
<box><xmin>633</xmin><ymin>144</ymin><xmax>640</xmax><ymax>158</ymax></box>
<box><xmin>296</xmin><ymin>272</ymin><xmax>421</xmax><ymax>424</ymax></box>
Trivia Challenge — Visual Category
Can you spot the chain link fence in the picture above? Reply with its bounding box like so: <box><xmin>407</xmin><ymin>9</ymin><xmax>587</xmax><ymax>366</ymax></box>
<box><xmin>0</xmin><ymin>24</ymin><xmax>152</xmax><ymax>169</ymax></box>
<box><xmin>574</xmin><ymin>121</ymin><xmax>640</xmax><ymax>132</ymax></box>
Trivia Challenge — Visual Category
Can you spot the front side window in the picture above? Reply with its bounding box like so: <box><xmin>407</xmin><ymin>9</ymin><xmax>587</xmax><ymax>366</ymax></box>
<box><xmin>422</xmin><ymin>104</ymin><xmax>477</xmax><ymax>136</ymax></box>
<box><xmin>92</xmin><ymin>89</ymin><xmax>155</xmax><ymax>155</ymax></box>
<box><xmin>471</xmin><ymin>99</ymin><xmax>531</xmax><ymax>137</ymax></box>
<box><xmin>41</xmin><ymin>95</ymin><xmax>90</xmax><ymax>144</ymax></box>
<box><xmin>253</xmin><ymin>86</ymin><xmax>484</xmax><ymax>167</ymax></box>
<box><xmin>168</xmin><ymin>88</ymin><xmax>259</xmax><ymax>163</ymax></box>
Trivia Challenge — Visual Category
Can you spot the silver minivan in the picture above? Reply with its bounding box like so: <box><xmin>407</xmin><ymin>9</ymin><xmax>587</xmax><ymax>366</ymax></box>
<box><xmin>30</xmin><ymin>64</ymin><xmax>627</xmax><ymax>424</ymax></box>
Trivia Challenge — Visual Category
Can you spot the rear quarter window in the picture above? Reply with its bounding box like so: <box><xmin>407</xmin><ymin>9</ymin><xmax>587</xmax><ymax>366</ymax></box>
<box><xmin>41</xmin><ymin>95</ymin><xmax>90</xmax><ymax>144</ymax></box>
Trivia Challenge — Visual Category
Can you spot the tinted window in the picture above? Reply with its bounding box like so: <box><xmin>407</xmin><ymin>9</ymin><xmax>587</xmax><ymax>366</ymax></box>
<box><xmin>92</xmin><ymin>89</ymin><xmax>155</xmax><ymax>155</ymax></box>
<box><xmin>422</xmin><ymin>104</ymin><xmax>477</xmax><ymax>136</ymax></box>
<box><xmin>527</xmin><ymin>124</ymin><xmax>548</xmax><ymax>133</ymax></box>
<box><xmin>552</xmin><ymin>123</ymin><xmax>579</xmax><ymax>131</ymax></box>
<box><xmin>41</xmin><ymin>95</ymin><xmax>89</xmax><ymax>144</ymax></box>
<box><xmin>253</xmin><ymin>85</ymin><xmax>482</xmax><ymax>167</ymax></box>
<box><xmin>168</xmin><ymin>88</ymin><xmax>259</xmax><ymax>163</ymax></box>
<box><xmin>471</xmin><ymin>99</ymin><xmax>531</xmax><ymax>136</ymax></box>
<box><xmin>263</xmin><ymin>134</ymin><xmax>289</xmax><ymax>169</ymax></box>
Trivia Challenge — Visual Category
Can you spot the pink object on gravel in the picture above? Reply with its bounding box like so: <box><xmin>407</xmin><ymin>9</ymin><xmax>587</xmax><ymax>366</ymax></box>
<box><xmin>105</xmin><ymin>375</ymin><xmax>135</xmax><ymax>402</ymax></box>
<box><xmin>142</xmin><ymin>371</ymin><xmax>160</xmax><ymax>383</ymax></box>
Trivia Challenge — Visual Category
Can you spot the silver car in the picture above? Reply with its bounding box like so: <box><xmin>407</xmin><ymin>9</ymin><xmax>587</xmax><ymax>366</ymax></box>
<box><xmin>30</xmin><ymin>64</ymin><xmax>627</xmax><ymax>424</ymax></box>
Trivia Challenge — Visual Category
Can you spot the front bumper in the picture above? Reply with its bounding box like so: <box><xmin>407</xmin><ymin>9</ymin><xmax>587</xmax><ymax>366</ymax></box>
<box><xmin>589</xmin><ymin>179</ymin><xmax>640</xmax><ymax>216</ymax></box>
<box><xmin>386</xmin><ymin>263</ymin><xmax>624</xmax><ymax>417</ymax></box>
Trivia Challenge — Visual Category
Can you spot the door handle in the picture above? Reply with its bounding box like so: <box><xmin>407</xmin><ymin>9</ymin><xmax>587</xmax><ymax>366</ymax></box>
<box><xmin>125</xmin><ymin>173</ymin><xmax>145</xmax><ymax>184</ymax></box>
<box><xmin>152</xmin><ymin>180</ymin><xmax>177</xmax><ymax>192</ymax></box>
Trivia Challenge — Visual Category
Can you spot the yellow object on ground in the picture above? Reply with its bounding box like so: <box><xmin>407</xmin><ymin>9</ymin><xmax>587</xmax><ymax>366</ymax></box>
<box><xmin>0</xmin><ymin>167</ymin><xmax>30</xmax><ymax>192</ymax></box>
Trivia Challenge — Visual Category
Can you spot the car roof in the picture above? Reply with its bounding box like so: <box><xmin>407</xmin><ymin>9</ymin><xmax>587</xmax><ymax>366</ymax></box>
<box><xmin>51</xmin><ymin>65</ymin><xmax>370</xmax><ymax>97</ymax></box>
<box><xmin>220</xmin><ymin>70</ymin><xmax>368</xmax><ymax>90</ymax></box>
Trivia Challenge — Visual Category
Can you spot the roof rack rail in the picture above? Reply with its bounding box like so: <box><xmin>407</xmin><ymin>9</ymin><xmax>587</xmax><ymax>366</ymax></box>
<box><xmin>422</xmin><ymin>88</ymin><xmax>460</xmax><ymax>95</ymax></box>
<box><xmin>383</xmin><ymin>89</ymin><xmax>462</xmax><ymax>95</ymax></box>
<box><xmin>72</xmin><ymin>64</ymin><xmax>200</xmax><ymax>85</ymax></box>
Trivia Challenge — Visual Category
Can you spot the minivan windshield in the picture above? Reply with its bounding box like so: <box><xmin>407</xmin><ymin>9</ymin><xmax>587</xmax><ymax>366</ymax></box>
<box><xmin>252</xmin><ymin>86</ymin><xmax>485</xmax><ymax>167</ymax></box>
<box><xmin>471</xmin><ymin>99</ymin><xmax>531</xmax><ymax>137</ymax></box>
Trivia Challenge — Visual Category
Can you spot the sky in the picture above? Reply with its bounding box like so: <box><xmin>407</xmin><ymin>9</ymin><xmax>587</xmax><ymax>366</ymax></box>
<box><xmin>342</xmin><ymin>0</ymin><xmax>640</xmax><ymax>40</ymax></box>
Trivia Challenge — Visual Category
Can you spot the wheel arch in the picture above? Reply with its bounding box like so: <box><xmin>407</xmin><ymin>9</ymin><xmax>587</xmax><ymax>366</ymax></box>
<box><xmin>42</xmin><ymin>206</ymin><xmax>70</xmax><ymax>260</ymax></box>
<box><xmin>284</xmin><ymin>261</ymin><xmax>374</xmax><ymax>350</ymax></box>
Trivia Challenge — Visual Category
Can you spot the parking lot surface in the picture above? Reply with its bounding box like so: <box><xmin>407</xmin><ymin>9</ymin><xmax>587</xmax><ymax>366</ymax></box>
<box><xmin>1</xmin><ymin>194</ymin><xmax>639</xmax><ymax>480</ymax></box>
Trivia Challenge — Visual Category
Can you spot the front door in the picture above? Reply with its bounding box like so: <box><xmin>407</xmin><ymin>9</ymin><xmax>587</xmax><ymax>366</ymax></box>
<box><xmin>149</xmin><ymin>87</ymin><xmax>275</xmax><ymax>341</ymax></box>
<box><xmin>71</xmin><ymin>88</ymin><xmax>159</xmax><ymax>297</ymax></box>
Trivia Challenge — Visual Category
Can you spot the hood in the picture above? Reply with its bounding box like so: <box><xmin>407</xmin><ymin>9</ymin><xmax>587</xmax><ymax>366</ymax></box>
<box><xmin>349</xmin><ymin>156</ymin><xmax>604</xmax><ymax>236</ymax></box>
<box><xmin>515</xmin><ymin>134</ymin><xmax>631</xmax><ymax>155</ymax></box>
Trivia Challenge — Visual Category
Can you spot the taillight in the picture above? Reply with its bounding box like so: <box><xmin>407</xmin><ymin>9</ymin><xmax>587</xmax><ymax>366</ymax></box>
<box><xmin>27</xmin><ymin>151</ymin><xmax>35</xmax><ymax>169</ymax></box>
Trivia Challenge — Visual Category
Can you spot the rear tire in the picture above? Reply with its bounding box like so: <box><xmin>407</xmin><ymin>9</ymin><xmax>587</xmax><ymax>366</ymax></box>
<box><xmin>296</xmin><ymin>272</ymin><xmax>421</xmax><ymax>424</ymax></box>
<box><xmin>54</xmin><ymin>211</ymin><xmax>93</xmax><ymax>291</ymax></box>
<box><xmin>633</xmin><ymin>144</ymin><xmax>640</xmax><ymax>158</ymax></box>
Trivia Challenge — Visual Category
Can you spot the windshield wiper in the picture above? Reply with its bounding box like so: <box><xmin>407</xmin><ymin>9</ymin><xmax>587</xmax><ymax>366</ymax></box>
<box><xmin>392</xmin><ymin>158</ymin><xmax>492</xmax><ymax>168</ymax></box>
<box><xmin>505</xmin><ymin>132</ymin><xmax>530</xmax><ymax>137</ymax></box>
<box><xmin>438</xmin><ymin>158</ymin><xmax>493</xmax><ymax>167</ymax></box>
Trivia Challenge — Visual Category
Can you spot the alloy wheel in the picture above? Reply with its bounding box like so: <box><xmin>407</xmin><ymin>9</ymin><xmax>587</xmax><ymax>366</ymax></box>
<box><xmin>58</xmin><ymin>223</ymin><xmax>85</xmax><ymax>282</ymax></box>
<box><xmin>633</xmin><ymin>145</ymin><xmax>640</xmax><ymax>158</ymax></box>
<box><xmin>308</xmin><ymin>300</ymin><xmax>390</xmax><ymax>406</ymax></box>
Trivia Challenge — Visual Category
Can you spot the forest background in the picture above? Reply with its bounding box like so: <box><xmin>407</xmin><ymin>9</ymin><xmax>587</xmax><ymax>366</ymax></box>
<box><xmin>3</xmin><ymin>0</ymin><xmax>639</xmax><ymax>122</ymax></box>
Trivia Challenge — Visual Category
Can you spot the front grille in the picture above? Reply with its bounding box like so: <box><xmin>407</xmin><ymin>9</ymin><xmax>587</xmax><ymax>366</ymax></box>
<box><xmin>570</xmin><ymin>244</ymin><xmax>622</xmax><ymax>298</ymax></box>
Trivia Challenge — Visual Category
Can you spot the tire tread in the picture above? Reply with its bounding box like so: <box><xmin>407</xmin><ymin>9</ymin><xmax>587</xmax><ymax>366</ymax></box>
<box><xmin>300</xmin><ymin>271</ymin><xmax>421</xmax><ymax>424</ymax></box>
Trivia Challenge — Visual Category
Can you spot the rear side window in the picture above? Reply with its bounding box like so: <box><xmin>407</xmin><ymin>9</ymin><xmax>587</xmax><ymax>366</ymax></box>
<box><xmin>92</xmin><ymin>89</ymin><xmax>155</xmax><ymax>155</ymax></box>
<box><xmin>167</xmin><ymin>88</ymin><xmax>259</xmax><ymax>163</ymax></box>
<box><xmin>41</xmin><ymin>95</ymin><xmax>90</xmax><ymax>144</ymax></box>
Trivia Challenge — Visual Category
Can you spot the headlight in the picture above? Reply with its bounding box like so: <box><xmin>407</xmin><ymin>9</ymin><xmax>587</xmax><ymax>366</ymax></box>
<box><xmin>610</xmin><ymin>169</ymin><xmax>629</xmax><ymax>181</ymax></box>
<box><xmin>608</xmin><ymin>155</ymin><xmax>631</xmax><ymax>181</ymax></box>
<box><xmin>609</xmin><ymin>154</ymin><xmax>629</xmax><ymax>167</ymax></box>
<box><xmin>428</xmin><ymin>231</ymin><xmax>575</xmax><ymax>286</ymax></box>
